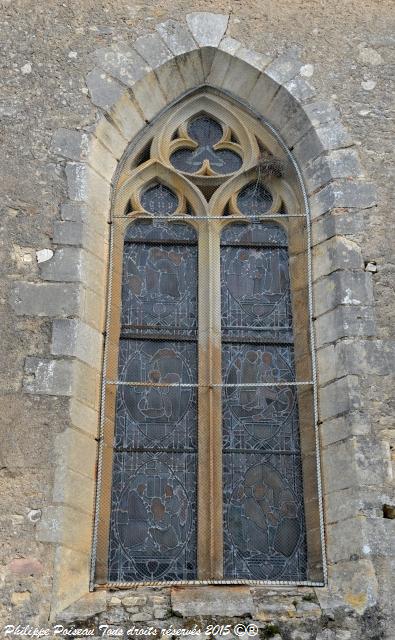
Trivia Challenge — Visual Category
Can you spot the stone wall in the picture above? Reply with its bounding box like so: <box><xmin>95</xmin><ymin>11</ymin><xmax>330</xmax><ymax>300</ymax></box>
<box><xmin>0</xmin><ymin>2</ymin><xmax>394</xmax><ymax>639</ymax></box>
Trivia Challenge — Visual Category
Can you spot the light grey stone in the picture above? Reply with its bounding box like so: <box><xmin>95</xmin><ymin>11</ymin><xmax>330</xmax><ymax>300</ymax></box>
<box><xmin>156</xmin><ymin>19</ymin><xmax>197</xmax><ymax>55</ymax></box>
<box><xmin>206</xmin><ymin>48</ymin><xmax>232</xmax><ymax>86</ymax></box>
<box><xmin>94</xmin><ymin>43</ymin><xmax>151</xmax><ymax>89</ymax></box>
<box><xmin>57</xmin><ymin>591</ymin><xmax>107</xmax><ymax>623</ymax></box>
<box><xmin>134</xmin><ymin>33</ymin><xmax>172</xmax><ymax>69</ymax></box>
<box><xmin>60</xmin><ymin>202</ymin><xmax>89</xmax><ymax>223</ymax></box>
<box><xmin>310</xmin><ymin>180</ymin><xmax>377</xmax><ymax>219</ymax></box>
<box><xmin>284</xmin><ymin>75</ymin><xmax>316</xmax><ymax>102</ymax></box>
<box><xmin>36</xmin><ymin>248</ymin><xmax>53</xmax><ymax>263</ymax></box>
<box><xmin>317</xmin><ymin>339</ymin><xmax>391</xmax><ymax>387</ymax></box>
<box><xmin>313</xmin><ymin>270</ymin><xmax>374</xmax><ymax>317</ymax></box>
<box><xmin>51</xmin><ymin>128</ymin><xmax>89</xmax><ymax>162</ymax></box>
<box><xmin>219</xmin><ymin>36</ymin><xmax>242</xmax><ymax>55</ymax></box>
<box><xmin>311</xmin><ymin>210</ymin><xmax>366</xmax><ymax>246</ymax></box>
<box><xmin>24</xmin><ymin>357</ymin><xmax>73</xmax><ymax>396</ymax></box>
<box><xmin>186</xmin><ymin>12</ymin><xmax>229</xmax><ymax>47</ymax></box>
<box><xmin>151</xmin><ymin>57</ymin><xmax>186</xmax><ymax>102</ymax></box>
<box><xmin>221</xmin><ymin>57</ymin><xmax>261</xmax><ymax>99</ymax></box>
<box><xmin>171</xmin><ymin>586</ymin><xmax>255</xmax><ymax>617</ymax></box>
<box><xmin>53</xmin><ymin>220</ymin><xmax>84</xmax><ymax>246</ymax></box>
<box><xmin>267</xmin><ymin>84</ymin><xmax>311</xmax><ymax>133</ymax></box>
<box><xmin>131</xmin><ymin>72</ymin><xmax>167</xmax><ymax>121</ymax></box>
<box><xmin>236</xmin><ymin>46</ymin><xmax>271</xmax><ymax>70</ymax></box>
<box><xmin>51</xmin><ymin>319</ymin><xmax>103</xmax><ymax>370</ymax></box>
<box><xmin>39</xmin><ymin>247</ymin><xmax>82</xmax><ymax>282</ymax></box>
<box><xmin>293</xmin><ymin>122</ymin><xmax>353</xmax><ymax>166</ymax></box>
<box><xmin>312</xmin><ymin>236</ymin><xmax>363</xmax><ymax>281</ymax></box>
<box><xmin>315</xmin><ymin>305</ymin><xmax>376</xmax><ymax>346</ymax></box>
<box><xmin>247</xmin><ymin>73</ymin><xmax>281</xmax><ymax>115</ymax></box>
<box><xmin>10</xmin><ymin>282</ymin><xmax>81</xmax><ymax>317</ymax></box>
<box><xmin>87</xmin><ymin>119</ymin><xmax>128</xmax><ymax>160</ymax></box>
<box><xmin>86</xmin><ymin>68</ymin><xmax>125</xmax><ymax>111</ymax></box>
<box><xmin>319</xmin><ymin>375</ymin><xmax>364</xmax><ymax>421</ymax></box>
<box><xmin>65</xmin><ymin>163</ymin><xmax>111</xmax><ymax>215</ymax></box>
<box><xmin>304</xmin><ymin>149</ymin><xmax>363</xmax><ymax>194</ymax></box>
<box><xmin>320</xmin><ymin>412</ymin><xmax>371</xmax><ymax>447</ymax></box>
<box><xmin>265</xmin><ymin>54</ymin><xmax>302</xmax><ymax>84</ymax></box>
<box><xmin>174</xmin><ymin>48</ymin><xmax>205</xmax><ymax>88</ymax></box>
<box><xmin>303</xmin><ymin>100</ymin><xmax>340</xmax><ymax>127</ymax></box>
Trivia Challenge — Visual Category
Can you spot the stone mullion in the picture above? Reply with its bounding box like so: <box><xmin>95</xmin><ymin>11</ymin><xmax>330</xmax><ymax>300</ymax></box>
<box><xmin>197</xmin><ymin>221</ymin><xmax>223</xmax><ymax>579</ymax></box>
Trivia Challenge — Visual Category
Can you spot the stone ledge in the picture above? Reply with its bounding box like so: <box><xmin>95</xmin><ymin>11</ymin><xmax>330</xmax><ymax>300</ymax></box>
<box><xmin>171</xmin><ymin>585</ymin><xmax>255</xmax><ymax>617</ymax></box>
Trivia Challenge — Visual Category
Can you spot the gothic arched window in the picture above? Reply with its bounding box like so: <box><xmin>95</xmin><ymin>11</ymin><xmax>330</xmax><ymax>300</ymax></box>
<box><xmin>93</xmin><ymin>90</ymin><xmax>323</xmax><ymax>586</ymax></box>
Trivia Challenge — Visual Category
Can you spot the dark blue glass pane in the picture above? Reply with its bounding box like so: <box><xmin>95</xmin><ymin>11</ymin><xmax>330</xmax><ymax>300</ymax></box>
<box><xmin>170</xmin><ymin>115</ymin><xmax>242</xmax><ymax>175</ymax></box>
<box><xmin>221</xmin><ymin>222</ymin><xmax>287</xmax><ymax>247</ymax></box>
<box><xmin>125</xmin><ymin>219</ymin><xmax>197</xmax><ymax>243</ymax></box>
<box><xmin>140</xmin><ymin>182</ymin><xmax>178</xmax><ymax>215</ymax></box>
<box><xmin>109</xmin><ymin>451</ymin><xmax>197</xmax><ymax>582</ymax></box>
<box><xmin>237</xmin><ymin>182</ymin><xmax>273</xmax><ymax>216</ymax></box>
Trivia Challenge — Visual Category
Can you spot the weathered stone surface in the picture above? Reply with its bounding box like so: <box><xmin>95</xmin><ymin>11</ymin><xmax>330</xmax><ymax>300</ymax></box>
<box><xmin>171</xmin><ymin>586</ymin><xmax>255</xmax><ymax>617</ymax></box>
<box><xmin>320</xmin><ymin>412</ymin><xmax>371</xmax><ymax>447</ymax></box>
<box><xmin>284</xmin><ymin>75</ymin><xmax>316</xmax><ymax>103</ymax></box>
<box><xmin>293</xmin><ymin>122</ymin><xmax>353</xmax><ymax>166</ymax></box>
<box><xmin>10</xmin><ymin>282</ymin><xmax>81</xmax><ymax>317</ymax></box>
<box><xmin>186</xmin><ymin>12</ymin><xmax>229</xmax><ymax>47</ymax></box>
<box><xmin>135</xmin><ymin>33</ymin><xmax>172</xmax><ymax>69</ymax></box>
<box><xmin>304</xmin><ymin>148</ymin><xmax>363</xmax><ymax>194</ymax></box>
<box><xmin>65</xmin><ymin>163</ymin><xmax>111</xmax><ymax>216</ymax></box>
<box><xmin>57</xmin><ymin>591</ymin><xmax>107</xmax><ymax>623</ymax></box>
<box><xmin>156</xmin><ymin>19</ymin><xmax>197</xmax><ymax>55</ymax></box>
<box><xmin>318</xmin><ymin>339</ymin><xmax>393</xmax><ymax>386</ymax></box>
<box><xmin>310</xmin><ymin>180</ymin><xmax>377</xmax><ymax>219</ymax></box>
<box><xmin>7</xmin><ymin>557</ymin><xmax>44</xmax><ymax>576</ymax></box>
<box><xmin>24</xmin><ymin>357</ymin><xmax>73</xmax><ymax>396</ymax></box>
<box><xmin>219</xmin><ymin>36</ymin><xmax>242</xmax><ymax>56</ymax></box>
<box><xmin>51</xmin><ymin>318</ymin><xmax>103</xmax><ymax>369</ymax></box>
<box><xmin>265</xmin><ymin>54</ymin><xmax>301</xmax><ymax>84</ymax></box>
<box><xmin>313</xmin><ymin>270</ymin><xmax>374</xmax><ymax>317</ymax></box>
<box><xmin>151</xmin><ymin>58</ymin><xmax>186</xmax><ymax>102</ymax></box>
<box><xmin>311</xmin><ymin>210</ymin><xmax>366</xmax><ymax>246</ymax></box>
<box><xmin>315</xmin><ymin>304</ymin><xmax>376</xmax><ymax>346</ymax></box>
<box><xmin>94</xmin><ymin>43</ymin><xmax>151</xmax><ymax>88</ymax></box>
<box><xmin>86</xmin><ymin>68</ymin><xmax>125</xmax><ymax>111</ymax></box>
<box><xmin>236</xmin><ymin>46</ymin><xmax>271</xmax><ymax>70</ymax></box>
<box><xmin>313</xmin><ymin>236</ymin><xmax>363</xmax><ymax>281</ymax></box>
<box><xmin>60</xmin><ymin>202</ymin><xmax>89</xmax><ymax>223</ymax></box>
<box><xmin>318</xmin><ymin>375</ymin><xmax>364</xmax><ymax>421</ymax></box>
<box><xmin>131</xmin><ymin>72</ymin><xmax>167</xmax><ymax>121</ymax></box>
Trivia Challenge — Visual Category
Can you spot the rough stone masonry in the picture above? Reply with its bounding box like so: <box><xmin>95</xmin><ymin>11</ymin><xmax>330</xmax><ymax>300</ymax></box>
<box><xmin>0</xmin><ymin>2</ymin><xmax>394</xmax><ymax>640</ymax></box>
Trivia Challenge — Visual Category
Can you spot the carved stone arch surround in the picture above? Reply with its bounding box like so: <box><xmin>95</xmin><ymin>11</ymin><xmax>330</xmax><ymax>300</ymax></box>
<box><xmin>18</xmin><ymin>11</ymin><xmax>382</xmax><ymax>618</ymax></box>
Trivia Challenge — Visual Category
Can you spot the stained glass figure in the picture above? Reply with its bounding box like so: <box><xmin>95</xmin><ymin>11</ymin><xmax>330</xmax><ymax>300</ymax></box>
<box><xmin>170</xmin><ymin>115</ymin><xmax>242</xmax><ymax>175</ymax></box>
<box><xmin>221</xmin><ymin>222</ymin><xmax>307</xmax><ymax>581</ymax></box>
<box><xmin>108</xmin><ymin>216</ymin><xmax>198</xmax><ymax>582</ymax></box>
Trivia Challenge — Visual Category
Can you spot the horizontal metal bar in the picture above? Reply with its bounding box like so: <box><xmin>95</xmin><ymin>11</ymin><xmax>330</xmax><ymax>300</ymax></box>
<box><xmin>124</xmin><ymin>238</ymin><xmax>197</xmax><ymax>246</ymax></box>
<box><xmin>113</xmin><ymin>214</ymin><xmax>307</xmax><ymax>220</ymax></box>
<box><xmin>114</xmin><ymin>447</ymin><xmax>196</xmax><ymax>454</ymax></box>
<box><xmin>106</xmin><ymin>380</ymin><xmax>313</xmax><ymax>388</ymax></box>
<box><xmin>120</xmin><ymin>333</ymin><xmax>197</xmax><ymax>342</ymax></box>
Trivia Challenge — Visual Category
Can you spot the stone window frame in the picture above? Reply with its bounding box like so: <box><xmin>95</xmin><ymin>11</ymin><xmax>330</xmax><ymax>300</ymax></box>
<box><xmin>11</xmin><ymin>12</ymin><xmax>382</xmax><ymax>619</ymax></box>
<box><xmin>93</xmin><ymin>89</ymin><xmax>323</xmax><ymax>587</ymax></box>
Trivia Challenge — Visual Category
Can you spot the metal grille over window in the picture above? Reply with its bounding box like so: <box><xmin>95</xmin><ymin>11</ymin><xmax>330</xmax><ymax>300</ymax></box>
<box><xmin>93</xmin><ymin>90</ymin><xmax>326</xmax><ymax>588</ymax></box>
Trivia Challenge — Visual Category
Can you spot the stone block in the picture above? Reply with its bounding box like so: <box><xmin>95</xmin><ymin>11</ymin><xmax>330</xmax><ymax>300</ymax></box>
<box><xmin>65</xmin><ymin>163</ymin><xmax>111</xmax><ymax>217</ymax></box>
<box><xmin>313</xmin><ymin>270</ymin><xmax>373</xmax><ymax>317</ymax></box>
<box><xmin>156</xmin><ymin>19</ymin><xmax>197</xmax><ymax>55</ymax></box>
<box><xmin>10</xmin><ymin>281</ymin><xmax>81</xmax><ymax>317</ymax></box>
<box><xmin>7</xmin><ymin>557</ymin><xmax>44</xmax><ymax>577</ymax></box>
<box><xmin>325</xmin><ymin>487</ymin><xmax>391</xmax><ymax>524</ymax></box>
<box><xmin>313</xmin><ymin>237</ymin><xmax>363</xmax><ymax>281</ymax></box>
<box><xmin>54</xmin><ymin>427</ymin><xmax>97</xmax><ymax>479</ymax></box>
<box><xmin>24</xmin><ymin>357</ymin><xmax>73</xmax><ymax>396</ymax></box>
<box><xmin>304</xmin><ymin>149</ymin><xmax>363</xmax><ymax>194</ymax></box>
<box><xmin>57</xmin><ymin>591</ymin><xmax>107</xmax><ymax>623</ymax></box>
<box><xmin>135</xmin><ymin>33</ymin><xmax>172</xmax><ymax>69</ymax></box>
<box><xmin>73</xmin><ymin>359</ymin><xmax>101</xmax><ymax>410</ymax></box>
<box><xmin>293</xmin><ymin>122</ymin><xmax>353</xmax><ymax>167</ymax></box>
<box><xmin>53</xmin><ymin>465</ymin><xmax>95</xmax><ymax>514</ymax></box>
<box><xmin>314</xmin><ymin>305</ymin><xmax>376</xmax><ymax>347</ymax></box>
<box><xmin>54</xmin><ymin>220</ymin><xmax>108</xmax><ymax>261</ymax></box>
<box><xmin>247</xmin><ymin>73</ymin><xmax>281</xmax><ymax>116</ymax></box>
<box><xmin>69</xmin><ymin>397</ymin><xmax>100</xmax><ymax>438</ymax></box>
<box><xmin>318</xmin><ymin>375</ymin><xmax>364</xmax><ymax>421</ymax></box>
<box><xmin>51</xmin><ymin>318</ymin><xmax>103</xmax><ymax>370</ymax></box>
<box><xmin>255</xmin><ymin>601</ymin><xmax>296</xmax><ymax>621</ymax></box>
<box><xmin>320</xmin><ymin>412</ymin><xmax>371</xmax><ymax>447</ymax></box>
<box><xmin>86</xmin><ymin>68</ymin><xmax>125</xmax><ymax>111</ymax></box>
<box><xmin>310</xmin><ymin>181</ymin><xmax>377</xmax><ymax>219</ymax></box>
<box><xmin>171</xmin><ymin>586</ymin><xmax>255</xmax><ymax>617</ymax></box>
<box><xmin>152</xmin><ymin>58</ymin><xmax>186</xmax><ymax>102</ymax></box>
<box><xmin>81</xmin><ymin>285</ymin><xmax>106</xmax><ymax>332</ymax></box>
<box><xmin>186</xmin><ymin>12</ymin><xmax>229</xmax><ymax>47</ymax></box>
<box><xmin>328</xmin><ymin>558</ymin><xmax>378</xmax><ymax>613</ymax></box>
<box><xmin>268</xmin><ymin>85</ymin><xmax>312</xmax><ymax>136</ymax></box>
<box><xmin>206</xmin><ymin>48</ymin><xmax>232</xmax><ymax>86</ymax></box>
<box><xmin>236</xmin><ymin>46</ymin><xmax>271</xmax><ymax>71</ymax></box>
<box><xmin>284</xmin><ymin>75</ymin><xmax>316</xmax><ymax>103</ymax></box>
<box><xmin>303</xmin><ymin>101</ymin><xmax>340</xmax><ymax>128</ymax></box>
<box><xmin>51</xmin><ymin>546</ymin><xmax>91</xmax><ymax>618</ymax></box>
<box><xmin>60</xmin><ymin>202</ymin><xmax>89</xmax><ymax>223</ymax></box>
<box><xmin>200</xmin><ymin>46</ymin><xmax>217</xmax><ymax>79</ymax></box>
<box><xmin>220</xmin><ymin>57</ymin><xmax>261</xmax><ymax>100</ymax></box>
<box><xmin>51</xmin><ymin>128</ymin><xmax>90</xmax><ymax>162</ymax></box>
<box><xmin>39</xmin><ymin>246</ymin><xmax>82</xmax><ymax>282</ymax></box>
<box><xmin>219</xmin><ymin>36</ymin><xmax>242</xmax><ymax>55</ymax></box>
<box><xmin>174</xmin><ymin>48</ymin><xmax>205</xmax><ymax>88</ymax></box>
<box><xmin>107</xmin><ymin>93</ymin><xmax>145</xmax><ymax>141</ymax></box>
<box><xmin>131</xmin><ymin>71</ymin><xmax>167</xmax><ymax>122</ymax></box>
<box><xmin>53</xmin><ymin>220</ymin><xmax>84</xmax><ymax>246</ymax></box>
<box><xmin>311</xmin><ymin>210</ymin><xmax>367</xmax><ymax>246</ymax></box>
<box><xmin>318</xmin><ymin>339</ymin><xmax>393</xmax><ymax>386</ymax></box>
<box><xmin>89</xmin><ymin>118</ymin><xmax>128</xmax><ymax>160</ymax></box>
<box><xmin>37</xmin><ymin>504</ymin><xmax>92</xmax><ymax>553</ymax></box>
<box><xmin>322</xmin><ymin>436</ymin><xmax>391</xmax><ymax>492</ymax></box>
<box><xmin>265</xmin><ymin>54</ymin><xmax>302</xmax><ymax>85</ymax></box>
<box><xmin>94</xmin><ymin>43</ymin><xmax>150</xmax><ymax>89</ymax></box>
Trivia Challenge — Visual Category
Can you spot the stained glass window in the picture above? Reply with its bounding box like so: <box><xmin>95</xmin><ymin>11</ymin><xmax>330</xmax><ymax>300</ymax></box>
<box><xmin>96</xmin><ymin>92</ymin><xmax>322</xmax><ymax>586</ymax></box>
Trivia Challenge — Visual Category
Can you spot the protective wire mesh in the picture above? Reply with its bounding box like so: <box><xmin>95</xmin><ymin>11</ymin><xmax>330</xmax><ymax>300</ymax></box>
<box><xmin>92</xmin><ymin>120</ymin><xmax>326</xmax><ymax>588</ymax></box>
